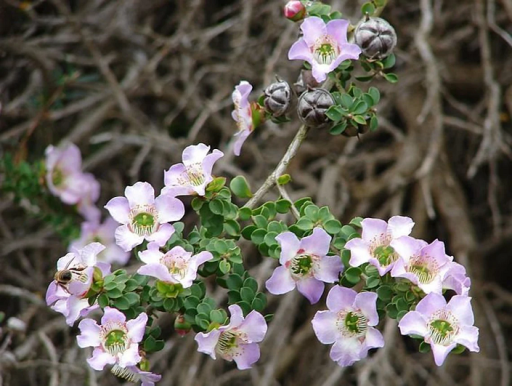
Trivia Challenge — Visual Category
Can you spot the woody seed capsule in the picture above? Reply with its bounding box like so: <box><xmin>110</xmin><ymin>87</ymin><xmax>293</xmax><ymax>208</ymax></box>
<box><xmin>354</xmin><ymin>17</ymin><xmax>397</xmax><ymax>60</ymax></box>
<box><xmin>264</xmin><ymin>79</ymin><xmax>291</xmax><ymax>117</ymax></box>
<box><xmin>297</xmin><ymin>89</ymin><xmax>335</xmax><ymax>128</ymax></box>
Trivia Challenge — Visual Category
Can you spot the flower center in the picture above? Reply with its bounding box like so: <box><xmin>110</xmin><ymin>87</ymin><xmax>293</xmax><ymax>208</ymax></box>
<box><xmin>186</xmin><ymin>163</ymin><xmax>205</xmax><ymax>186</ymax></box>
<box><xmin>102</xmin><ymin>326</ymin><xmax>129</xmax><ymax>356</ymax></box>
<box><xmin>408</xmin><ymin>255</ymin><xmax>438</xmax><ymax>284</ymax></box>
<box><xmin>427</xmin><ymin>309</ymin><xmax>459</xmax><ymax>346</ymax></box>
<box><xmin>52</xmin><ymin>168</ymin><xmax>64</xmax><ymax>187</ymax></box>
<box><xmin>289</xmin><ymin>253</ymin><xmax>315</xmax><ymax>279</ymax></box>
<box><xmin>161</xmin><ymin>253</ymin><xmax>188</xmax><ymax>279</ymax></box>
<box><xmin>216</xmin><ymin>330</ymin><xmax>240</xmax><ymax>359</ymax></box>
<box><xmin>313</xmin><ymin>36</ymin><xmax>339</xmax><ymax>65</ymax></box>
<box><xmin>337</xmin><ymin>310</ymin><xmax>368</xmax><ymax>338</ymax></box>
<box><xmin>129</xmin><ymin>205</ymin><xmax>158</xmax><ymax>236</ymax></box>
<box><xmin>370</xmin><ymin>233</ymin><xmax>399</xmax><ymax>267</ymax></box>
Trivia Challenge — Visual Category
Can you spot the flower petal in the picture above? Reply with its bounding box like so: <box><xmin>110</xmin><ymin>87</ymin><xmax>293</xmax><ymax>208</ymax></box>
<box><xmin>265</xmin><ymin>266</ymin><xmax>295</xmax><ymax>295</ymax></box>
<box><xmin>118</xmin><ymin>344</ymin><xmax>142</xmax><ymax>367</ymax></box>
<box><xmin>288</xmin><ymin>39</ymin><xmax>312</xmax><ymax>62</ymax></box>
<box><xmin>296</xmin><ymin>277</ymin><xmax>324</xmax><ymax>304</ymax></box>
<box><xmin>125</xmin><ymin>182</ymin><xmax>155</xmax><ymax>207</ymax></box>
<box><xmin>398</xmin><ymin>311</ymin><xmax>428</xmax><ymax>337</ymax></box>
<box><xmin>312</xmin><ymin>310</ymin><xmax>339</xmax><ymax>344</ymax></box>
<box><xmin>104</xmin><ymin>197</ymin><xmax>130</xmax><ymax>224</ymax></box>
<box><xmin>202</xmin><ymin>149</ymin><xmax>224</xmax><ymax>177</ymax></box>
<box><xmin>415</xmin><ymin>292</ymin><xmax>446</xmax><ymax>318</ymax></box>
<box><xmin>138</xmin><ymin>263</ymin><xmax>174</xmax><ymax>283</ymax></box>
<box><xmin>431</xmin><ymin>342</ymin><xmax>457</xmax><ymax>366</ymax></box>
<box><xmin>300</xmin><ymin>16</ymin><xmax>327</xmax><ymax>46</ymax></box>
<box><xmin>314</xmin><ymin>255</ymin><xmax>343</xmax><ymax>283</ymax></box>
<box><xmin>115</xmin><ymin>225</ymin><xmax>143</xmax><ymax>252</ymax></box>
<box><xmin>155</xmin><ymin>194</ymin><xmax>185</xmax><ymax>223</ymax></box>
<box><xmin>446</xmin><ymin>295</ymin><xmax>474</xmax><ymax>325</ymax></box>
<box><xmin>387</xmin><ymin>216</ymin><xmax>415</xmax><ymax>238</ymax></box>
<box><xmin>163</xmin><ymin>163</ymin><xmax>188</xmax><ymax>187</ymax></box>
<box><xmin>233</xmin><ymin>129</ymin><xmax>251</xmax><ymax>157</ymax></box>
<box><xmin>300</xmin><ymin>227</ymin><xmax>331</xmax><ymax>257</ymax></box>
<box><xmin>276</xmin><ymin>232</ymin><xmax>300</xmax><ymax>264</ymax></box>
<box><xmin>326</xmin><ymin>285</ymin><xmax>357</xmax><ymax>312</ymax></box>
<box><xmin>101</xmin><ymin>306</ymin><xmax>126</xmax><ymax>325</ymax></box>
<box><xmin>77</xmin><ymin>318</ymin><xmax>101</xmax><ymax>348</ymax></box>
<box><xmin>326</xmin><ymin>19</ymin><xmax>349</xmax><ymax>45</ymax></box>
<box><xmin>390</xmin><ymin>236</ymin><xmax>425</xmax><ymax>263</ymax></box>
<box><xmin>354</xmin><ymin>292</ymin><xmax>379</xmax><ymax>326</ymax></box>
<box><xmin>138</xmin><ymin>242</ymin><xmax>163</xmax><ymax>264</ymax></box>
<box><xmin>330</xmin><ymin>338</ymin><xmax>362</xmax><ymax>367</ymax></box>
<box><xmin>195</xmin><ymin>329</ymin><xmax>222</xmax><ymax>359</ymax></box>
<box><xmin>87</xmin><ymin>348</ymin><xmax>115</xmax><ymax>371</ymax></box>
<box><xmin>345</xmin><ymin>238</ymin><xmax>372</xmax><ymax>267</ymax></box>
<box><xmin>454</xmin><ymin>325</ymin><xmax>480</xmax><ymax>352</ymax></box>
<box><xmin>227</xmin><ymin>304</ymin><xmax>245</xmax><ymax>328</ymax></box>
<box><xmin>146</xmin><ymin>223</ymin><xmax>174</xmax><ymax>246</ymax></box>
<box><xmin>233</xmin><ymin>343</ymin><xmax>260</xmax><ymax>370</ymax></box>
<box><xmin>127</xmin><ymin>312</ymin><xmax>148</xmax><ymax>343</ymax></box>
<box><xmin>360</xmin><ymin>218</ymin><xmax>388</xmax><ymax>242</ymax></box>
<box><xmin>182</xmin><ymin>143</ymin><xmax>210</xmax><ymax>165</ymax></box>
<box><xmin>363</xmin><ymin>327</ymin><xmax>385</xmax><ymax>350</ymax></box>
<box><xmin>238</xmin><ymin>310</ymin><xmax>267</xmax><ymax>343</ymax></box>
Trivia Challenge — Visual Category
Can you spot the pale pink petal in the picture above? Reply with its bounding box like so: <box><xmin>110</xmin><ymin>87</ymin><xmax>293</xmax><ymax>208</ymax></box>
<box><xmin>330</xmin><ymin>338</ymin><xmax>362</xmax><ymax>367</ymax></box>
<box><xmin>238</xmin><ymin>311</ymin><xmax>267</xmax><ymax>343</ymax></box>
<box><xmin>125</xmin><ymin>182</ymin><xmax>155</xmax><ymax>207</ymax></box>
<box><xmin>137</xmin><ymin>264</ymin><xmax>174</xmax><ymax>283</ymax></box>
<box><xmin>118</xmin><ymin>344</ymin><xmax>142</xmax><ymax>367</ymax></box>
<box><xmin>101</xmin><ymin>306</ymin><xmax>126</xmax><ymax>325</ymax></box>
<box><xmin>296</xmin><ymin>277</ymin><xmax>324</xmax><ymax>304</ymax></box>
<box><xmin>300</xmin><ymin>227</ymin><xmax>331</xmax><ymax>257</ymax></box>
<box><xmin>360</xmin><ymin>218</ymin><xmax>388</xmax><ymax>242</ymax></box>
<box><xmin>454</xmin><ymin>325</ymin><xmax>480</xmax><ymax>352</ymax></box>
<box><xmin>314</xmin><ymin>255</ymin><xmax>343</xmax><ymax>283</ymax></box>
<box><xmin>146</xmin><ymin>223</ymin><xmax>174</xmax><ymax>246</ymax></box>
<box><xmin>138</xmin><ymin>242</ymin><xmax>163</xmax><ymax>264</ymax></box>
<box><xmin>311</xmin><ymin>310</ymin><xmax>339</xmax><ymax>344</ymax></box>
<box><xmin>115</xmin><ymin>225</ymin><xmax>144</xmax><ymax>252</ymax></box>
<box><xmin>326</xmin><ymin>19</ymin><xmax>349</xmax><ymax>45</ymax></box>
<box><xmin>288</xmin><ymin>39</ymin><xmax>312</xmax><ymax>62</ymax></box>
<box><xmin>127</xmin><ymin>312</ymin><xmax>148</xmax><ymax>342</ymax></box>
<box><xmin>300</xmin><ymin>16</ymin><xmax>327</xmax><ymax>46</ymax></box>
<box><xmin>227</xmin><ymin>304</ymin><xmax>245</xmax><ymax>328</ymax></box>
<box><xmin>232</xmin><ymin>343</ymin><xmax>260</xmax><ymax>370</ymax></box>
<box><xmin>87</xmin><ymin>348</ymin><xmax>115</xmax><ymax>371</ymax></box>
<box><xmin>431</xmin><ymin>343</ymin><xmax>457</xmax><ymax>366</ymax></box>
<box><xmin>104</xmin><ymin>197</ymin><xmax>130</xmax><ymax>224</ymax></box>
<box><xmin>363</xmin><ymin>327</ymin><xmax>385</xmax><ymax>350</ymax></box>
<box><xmin>202</xmin><ymin>149</ymin><xmax>224</xmax><ymax>177</ymax></box>
<box><xmin>398</xmin><ymin>311</ymin><xmax>428</xmax><ymax>337</ymax></box>
<box><xmin>265</xmin><ymin>266</ymin><xmax>295</xmax><ymax>295</ymax></box>
<box><xmin>163</xmin><ymin>163</ymin><xmax>188</xmax><ymax>187</ymax></box>
<box><xmin>233</xmin><ymin>129</ymin><xmax>251</xmax><ymax>157</ymax></box>
<box><xmin>415</xmin><ymin>293</ymin><xmax>446</xmax><ymax>318</ymax></box>
<box><xmin>195</xmin><ymin>329</ymin><xmax>222</xmax><ymax>359</ymax></box>
<box><xmin>77</xmin><ymin>319</ymin><xmax>101</xmax><ymax>347</ymax></box>
<box><xmin>326</xmin><ymin>286</ymin><xmax>356</xmax><ymax>312</ymax></box>
<box><xmin>182</xmin><ymin>143</ymin><xmax>210</xmax><ymax>166</ymax></box>
<box><xmin>155</xmin><ymin>194</ymin><xmax>185</xmax><ymax>223</ymax></box>
<box><xmin>276</xmin><ymin>232</ymin><xmax>300</xmax><ymax>264</ymax></box>
<box><xmin>354</xmin><ymin>292</ymin><xmax>379</xmax><ymax>326</ymax></box>
<box><xmin>446</xmin><ymin>296</ymin><xmax>474</xmax><ymax>325</ymax></box>
<box><xmin>387</xmin><ymin>216</ymin><xmax>415</xmax><ymax>238</ymax></box>
<box><xmin>345</xmin><ymin>238</ymin><xmax>372</xmax><ymax>267</ymax></box>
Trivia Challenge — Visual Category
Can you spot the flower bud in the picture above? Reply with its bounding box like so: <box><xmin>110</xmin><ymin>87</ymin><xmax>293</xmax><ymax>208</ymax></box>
<box><xmin>297</xmin><ymin>89</ymin><xmax>335</xmax><ymax>128</ymax></box>
<box><xmin>354</xmin><ymin>17</ymin><xmax>397</xmax><ymax>59</ymax></box>
<box><xmin>294</xmin><ymin>70</ymin><xmax>321</xmax><ymax>95</ymax></box>
<box><xmin>264</xmin><ymin>79</ymin><xmax>291</xmax><ymax>117</ymax></box>
<box><xmin>174</xmin><ymin>314</ymin><xmax>192</xmax><ymax>337</ymax></box>
<box><xmin>284</xmin><ymin>1</ymin><xmax>307</xmax><ymax>22</ymax></box>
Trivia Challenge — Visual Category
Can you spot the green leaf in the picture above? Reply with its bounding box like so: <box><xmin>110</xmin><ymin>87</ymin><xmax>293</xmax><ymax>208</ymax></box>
<box><xmin>344</xmin><ymin>267</ymin><xmax>362</xmax><ymax>284</ymax></box>
<box><xmin>240</xmin><ymin>287</ymin><xmax>255</xmax><ymax>303</ymax></box>
<box><xmin>224</xmin><ymin>219</ymin><xmax>240</xmax><ymax>236</ymax></box>
<box><xmin>107</xmin><ymin>288</ymin><xmax>123</xmax><ymax>299</ymax></box>
<box><xmin>276</xmin><ymin>199</ymin><xmax>291</xmax><ymax>214</ymax></box>
<box><xmin>243</xmin><ymin>277</ymin><xmax>258</xmax><ymax>292</ymax></box>
<box><xmin>368</xmin><ymin>87</ymin><xmax>380</xmax><ymax>104</ymax></box>
<box><xmin>230</xmin><ymin>176</ymin><xmax>253</xmax><ymax>198</ymax></box>
<box><xmin>264</xmin><ymin>231</ymin><xmax>278</xmax><ymax>246</ymax></box>
<box><xmin>210</xmin><ymin>309</ymin><xmax>226</xmax><ymax>324</ymax></box>
<box><xmin>206</xmin><ymin>176</ymin><xmax>226</xmax><ymax>192</ymax></box>
<box><xmin>226</xmin><ymin>274</ymin><xmax>244</xmax><ymax>290</ymax></box>
<box><xmin>228</xmin><ymin>290</ymin><xmax>241</xmax><ymax>304</ymax></box>
<box><xmin>184</xmin><ymin>296</ymin><xmax>200</xmax><ymax>309</ymax></box>
<box><xmin>419</xmin><ymin>341</ymin><xmax>431</xmax><ymax>353</ymax></box>
<box><xmin>370</xmin><ymin>115</ymin><xmax>379</xmax><ymax>131</ymax></box>
<box><xmin>113</xmin><ymin>297</ymin><xmax>131</xmax><ymax>310</ymax></box>
<box><xmin>353</xmin><ymin>115</ymin><xmax>367</xmax><ymax>125</ymax></box>
<box><xmin>366</xmin><ymin>276</ymin><xmax>380</xmax><ymax>289</ymax></box>
<box><xmin>104</xmin><ymin>281</ymin><xmax>118</xmax><ymax>291</ymax></box>
<box><xmin>386</xmin><ymin>303</ymin><xmax>398</xmax><ymax>319</ymax></box>
<box><xmin>382</xmin><ymin>72</ymin><xmax>399</xmax><ymax>83</ymax></box>
<box><xmin>296</xmin><ymin>218</ymin><xmax>314</xmax><ymax>231</ymax></box>
<box><xmin>251</xmin><ymin>297</ymin><xmax>266</xmax><ymax>313</ymax></box>
<box><xmin>361</xmin><ymin>2</ymin><xmax>376</xmax><ymax>15</ymax></box>
<box><xmin>326</xmin><ymin>106</ymin><xmax>343</xmax><ymax>121</ymax></box>
<box><xmin>98</xmin><ymin>294</ymin><xmax>109</xmax><ymax>308</ymax></box>
<box><xmin>340</xmin><ymin>94</ymin><xmax>353</xmax><ymax>109</ymax></box>
<box><xmin>241</xmin><ymin>225</ymin><xmax>257</xmax><ymax>240</ymax></box>
<box><xmin>349</xmin><ymin>217</ymin><xmax>363</xmax><ymax>227</ymax></box>
<box><xmin>329</xmin><ymin>122</ymin><xmax>347</xmax><ymax>135</ymax></box>
<box><xmin>250</xmin><ymin>229</ymin><xmax>266</xmax><ymax>245</ymax></box>
<box><xmin>219</xmin><ymin>260</ymin><xmax>231</xmax><ymax>274</ymax></box>
<box><xmin>124</xmin><ymin>293</ymin><xmax>140</xmax><ymax>306</ymax></box>
<box><xmin>377</xmin><ymin>285</ymin><xmax>393</xmax><ymax>302</ymax></box>
<box><xmin>236</xmin><ymin>301</ymin><xmax>252</xmax><ymax>315</ymax></box>
<box><xmin>277</xmin><ymin>174</ymin><xmax>292</xmax><ymax>185</ymax></box>
<box><xmin>382</xmin><ymin>53</ymin><xmax>396</xmax><ymax>69</ymax></box>
<box><xmin>323</xmin><ymin>219</ymin><xmax>342</xmax><ymax>235</ymax></box>
<box><xmin>374</xmin><ymin>0</ymin><xmax>386</xmax><ymax>6</ymax></box>
<box><xmin>197</xmin><ymin>302</ymin><xmax>212</xmax><ymax>315</ymax></box>
<box><xmin>238</xmin><ymin>207</ymin><xmax>252</xmax><ymax>221</ymax></box>
<box><xmin>351</xmin><ymin>101</ymin><xmax>368</xmax><ymax>115</ymax></box>
<box><xmin>191</xmin><ymin>197</ymin><xmax>204</xmax><ymax>211</ymax></box>
<box><xmin>253</xmin><ymin>215</ymin><xmax>268</xmax><ymax>229</ymax></box>
<box><xmin>163</xmin><ymin>298</ymin><xmax>176</xmax><ymax>312</ymax></box>
<box><xmin>451</xmin><ymin>344</ymin><xmax>466</xmax><ymax>355</ymax></box>
<box><xmin>209</xmin><ymin>199</ymin><xmax>224</xmax><ymax>215</ymax></box>
<box><xmin>355</xmin><ymin>75</ymin><xmax>375</xmax><ymax>82</ymax></box>
<box><xmin>329</xmin><ymin>11</ymin><xmax>342</xmax><ymax>19</ymax></box>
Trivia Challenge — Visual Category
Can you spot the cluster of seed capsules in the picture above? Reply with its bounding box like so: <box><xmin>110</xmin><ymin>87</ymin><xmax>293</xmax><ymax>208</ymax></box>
<box><xmin>262</xmin><ymin>15</ymin><xmax>397</xmax><ymax>136</ymax></box>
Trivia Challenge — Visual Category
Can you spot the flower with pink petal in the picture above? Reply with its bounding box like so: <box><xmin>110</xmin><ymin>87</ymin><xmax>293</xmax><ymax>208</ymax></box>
<box><xmin>137</xmin><ymin>243</ymin><xmax>213</xmax><ymax>288</ymax></box>
<box><xmin>77</xmin><ymin>307</ymin><xmax>148</xmax><ymax>370</ymax></box>
<box><xmin>398</xmin><ymin>293</ymin><xmax>479</xmax><ymax>366</ymax></box>
<box><xmin>195</xmin><ymin>304</ymin><xmax>267</xmax><ymax>370</ymax></box>
<box><xmin>441</xmin><ymin>262</ymin><xmax>471</xmax><ymax>296</ymax></box>
<box><xmin>288</xmin><ymin>16</ymin><xmax>362</xmax><ymax>83</ymax></box>
<box><xmin>70</xmin><ymin>219</ymin><xmax>130</xmax><ymax>265</ymax></box>
<box><xmin>390</xmin><ymin>237</ymin><xmax>452</xmax><ymax>294</ymax></box>
<box><xmin>111</xmin><ymin>365</ymin><xmax>161</xmax><ymax>386</ymax></box>
<box><xmin>162</xmin><ymin>144</ymin><xmax>223</xmax><ymax>197</ymax></box>
<box><xmin>312</xmin><ymin>286</ymin><xmax>384</xmax><ymax>366</ymax></box>
<box><xmin>345</xmin><ymin>216</ymin><xmax>415</xmax><ymax>276</ymax></box>
<box><xmin>45</xmin><ymin>143</ymin><xmax>101</xmax><ymax>218</ymax></box>
<box><xmin>232</xmin><ymin>81</ymin><xmax>254</xmax><ymax>156</ymax></box>
<box><xmin>46</xmin><ymin>242</ymin><xmax>110</xmax><ymax>325</ymax></box>
<box><xmin>265</xmin><ymin>227</ymin><xmax>343</xmax><ymax>304</ymax></box>
<box><xmin>105</xmin><ymin>182</ymin><xmax>185</xmax><ymax>252</ymax></box>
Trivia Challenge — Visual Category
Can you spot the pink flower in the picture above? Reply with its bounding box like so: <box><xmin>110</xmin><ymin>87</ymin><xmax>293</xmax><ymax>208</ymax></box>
<box><xmin>195</xmin><ymin>305</ymin><xmax>267</xmax><ymax>370</ymax></box>
<box><xmin>288</xmin><ymin>17</ymin><xmax>362</xmax><ymax>82</ymax></box>
<box><xmin>312</xmin><ymin>286</ymin><xmax>384</xmax><ymax>367</ymax></box>
<box><xmin>137</xmin><ymin>243</ymin><xmax>213</xmax><ymax>287</ymax></box>
<box><xmin>398</xmin><ymin>293</ymin><xmax>479</xmax><ymax>366</ymax></box>
<box><xmin>162</xmin><ymin>143</ymin><xmax>223</xmax><ymax>197</ymax></box>
<box><xmin>390</xmin><ymin>237</ymin><xmax>453</xmax><ymax>294</ymax></box>
<box><xmin>265</xmin><ymin>227</ymin><xmax>343</xmax><ymax>304</ymax></box>
<box><xmin>284</xmin><ymin>1</ymin><xmax>307</xmax><ymax>22</ymax></box>
<box><xmin>70</xmin><ymin>219</ymin><xmax>130</xmax><ymax>265</ymax></box>
<box><xmin>441</xmin><ymin>262</ymin><xmax>471</xmax><ymax>296</ymax></box>
<box><xmin>345</xmin><ymin>216</ymin><xmax>415</xmax><ymax>276</ymax></box>
<box><xmin>77</xmin><ymin>307</ymin><xmax>148</xmax><ymax>370</ymax></box>
<box><xmin>46</xmin><ymin>242</ymin><xmax>110</xmax><ymax>325</ymax></box>
<box><xmin>104</xmin><ymin>182</ymin><xmax>185</xmax><ymax>252</ymax></box>
<box><xmin>231</xmin><ymin>81</ymin><xmax>254</xmax><ymax>156</ymax></box>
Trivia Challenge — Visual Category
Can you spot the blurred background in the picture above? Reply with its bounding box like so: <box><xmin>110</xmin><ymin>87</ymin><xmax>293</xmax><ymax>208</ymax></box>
<box><xmin>1</xmin><ymin>0</ymin><xmax>512</xmax><ymax>385</ymax></box>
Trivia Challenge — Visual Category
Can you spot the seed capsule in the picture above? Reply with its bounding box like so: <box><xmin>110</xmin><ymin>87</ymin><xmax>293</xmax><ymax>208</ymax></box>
<box><xmin>297</xmin><ymin>89</ymin><xmax>335</xmax><ymax>128</ymax></box>
<box><xmin>354</xmin><ymin>17</ymin><xmax>397</xmax><ymax>60</ymax></box>
<box><xmin>264</xmin><ymin>79</ymin><xmax>291</xmax><ymax>117</ymax></box>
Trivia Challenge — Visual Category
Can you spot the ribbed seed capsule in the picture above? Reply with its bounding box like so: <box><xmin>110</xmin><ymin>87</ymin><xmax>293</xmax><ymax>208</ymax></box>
<box><xmin>297</xmin><ymin>89</ymin><xmax>335</xmax><ymax>128</ymax></box>
<box><xmin>354</xmin><ymin>17</ymin><xmax>397</xmax><ymax>59</ymax></box>
<box><xmin>264</xmin><ymin>80</ymin><xmax>291</xmax><ymax>117</ymax></box>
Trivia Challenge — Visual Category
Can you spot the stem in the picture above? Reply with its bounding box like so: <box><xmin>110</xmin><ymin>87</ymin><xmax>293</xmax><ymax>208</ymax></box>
<box><xmin>244</xmin><ymin>77</ymin><xmax>336</xmax><ymax>209</ymax></box>
<box><xmin>374</xmin><ymin>0</ymin><xmax>389</xmax><ymax>17</ymax></box>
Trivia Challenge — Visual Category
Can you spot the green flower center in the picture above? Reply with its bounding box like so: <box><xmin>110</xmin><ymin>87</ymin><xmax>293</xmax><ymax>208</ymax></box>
<box><xmin>129</xmin><ymin>205</ymin><xmax>158</xmax><ymax>236</ymax></box>
<box><xmin>161</xmin><ymin>254</ymin><xmax>188</xmax><ymax>278</ymax></box>
<box><xmin>52</xmin><ymin>168</ymin><xmax>64</xmax><ymax>186</ymax></box>
<box><xmin>373</xmin><ymin>245</ymin><xmax>398</xmax><ymax>267</ymax></box>
<box><xmin>313</xmin><ymin>37</ymin><xmax>339</xmax><ymax>65</ymax></box>
<box><xmin>104</xmin><ymin>329</ymin><xmax>128</xmax><ymax>356</ymax></box>
<box><xmin>409</xmin><ymin>255</ymin><xmax>438</xmax><ymax>284</ymax></box>
<box><xmin>186</xmin><ymin>164</ymin><xmax>205</xmax><ymax>186</ymax></box>
<box><xmin>337</xmin><ymin>310</ymin><xmax>368</xmax><ymax>338</ymax></box>
<box><xmin>290</xmin><ymin>254</ymin><xmax>314</xmax><ymax>278</ymax></box>
<box><xmin>216</xmin><ymin>331</ymin><xmax>239</xmax><ymax>357</ymax></box>
<box><xmin>428</xmin><ymin>310</ymin><xmax>459</xmax><ymax>346</ymax></box>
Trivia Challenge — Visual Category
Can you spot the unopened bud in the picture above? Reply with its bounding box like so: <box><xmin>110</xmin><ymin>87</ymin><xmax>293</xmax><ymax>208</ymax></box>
<box><xmin>284</xmin><ymin>1</ymin><xmax>307</xmax><ymax>22</ymax></box>
<box><xmin>264</xmin><ymin>79</ymin><xmax>291</xmax><ymax>117</ymax></box>
<box><xmin>354</xmin><ymin>17</ymin><xmax>397</xmax><ymax>59</ymax></box>
<box><xmin>174</xmin><ymin>314</ymin><xmax>192</xmax><ymax>337</ymax></box>
<box><xmin>294</xmin><ymin>70</ymin><xmax>321</xmax><ymax>95</ymax></box>
<box><xmin>297</xmin><ymin>89</ymin><xmax>335</xmax><ymax>128</ymax></box>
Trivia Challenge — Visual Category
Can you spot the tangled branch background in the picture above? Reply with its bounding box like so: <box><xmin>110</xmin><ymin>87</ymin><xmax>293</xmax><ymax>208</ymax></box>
<box><xmin>1</xmin><ymin>0</ymin><xmax>512</xmax><ymax>385</ymax></box>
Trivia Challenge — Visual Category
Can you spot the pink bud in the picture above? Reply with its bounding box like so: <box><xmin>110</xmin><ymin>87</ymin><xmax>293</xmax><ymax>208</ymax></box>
<box><xmin>284</xmin><ymin>1</ymin><xmax>306</xmax><ymax>22</ymax></box>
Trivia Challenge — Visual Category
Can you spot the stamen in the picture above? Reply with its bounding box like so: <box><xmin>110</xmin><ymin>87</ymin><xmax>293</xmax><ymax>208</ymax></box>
<box><xmin>336</xmin><ymin>310</ymin><xmax>368</xmax><ymax>338</ymax></box>
<box><xmin>313</xmin><ymin>36</ymin><xmax>339</xmax><ymax>65</ymax></box>
<box><xmin>369</xmin><ymin>233</ymin><xmax>398</xmax><ymax>267</ymax></box>
<box><xmin>428</xmin><ymin>310</ymin><xmax>459</xmax><ymax>346</ymax></box>
<box><xmin>129</xmin><ymin>205</ymin><xmax>159</xmax><ymax>236</ymax></box>
<box><xmin>100</xmin><ymin>323</ymin><xmax>129</xmax><ymax>356</ymax></box>
<box><xmin>161</xmin><ymin>253</ymin><xmax>188</xmax><ymax>279</ymax></box>
<box><xmin>289</xmin><ymin>254</ymin><xmax>315</xmax><ymax>278</ymax></box>
<box><xmin>186</xmin><ymin>163</ymin><xmax>205</xmax><ymax>186</ymax></box>
<box><xmin>111</xmin><ymin>364</ymin><xmax>138</xmax><ymax>382</ymax></box>
<box><xmin>52</xmin><ymin>168</ymin><xmax>64</xmax><ymax>186</ymax></box>
<box><xmin>409</xmin><ymin>255</ymin><xmax>438</xmax><ymax>284</ymax></box>
<box><xmin>217</xmin><ymin>331</ymin><xmax>238</xmax><ymax>355</ymax></box>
